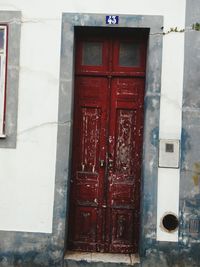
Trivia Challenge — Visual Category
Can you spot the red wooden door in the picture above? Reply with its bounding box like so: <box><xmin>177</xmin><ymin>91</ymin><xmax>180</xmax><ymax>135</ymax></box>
<box><xmin>68</xmin><ymin>28</ymin><xmax>148</xmax><ymax>253</ymax></box>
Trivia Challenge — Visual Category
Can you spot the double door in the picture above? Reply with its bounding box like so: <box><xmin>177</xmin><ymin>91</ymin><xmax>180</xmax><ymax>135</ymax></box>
<box><xmin>68</xmin><ymin>29</ymin><xmax>147</xmax><ymax>253</ymax></box>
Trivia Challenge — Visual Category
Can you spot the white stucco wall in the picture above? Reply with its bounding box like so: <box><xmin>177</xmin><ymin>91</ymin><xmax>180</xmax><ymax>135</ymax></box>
<box><xmin>0</xmin><ymin>0</ymin><xmax>186</xmax><ymax>237</ymax></box>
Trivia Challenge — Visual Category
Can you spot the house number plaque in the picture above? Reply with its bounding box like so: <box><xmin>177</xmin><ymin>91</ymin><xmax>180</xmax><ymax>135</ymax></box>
<box><xmin>106</xmin><ymin>15</ymin><xmax>119</xmax><ymax>25</ymax></box>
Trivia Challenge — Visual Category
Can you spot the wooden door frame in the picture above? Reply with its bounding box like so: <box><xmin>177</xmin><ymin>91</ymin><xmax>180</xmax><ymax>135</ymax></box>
<box><xmin>54</xmin><ymin>13</ymin><xmax>163</xmax><ymax>260</ymax></box>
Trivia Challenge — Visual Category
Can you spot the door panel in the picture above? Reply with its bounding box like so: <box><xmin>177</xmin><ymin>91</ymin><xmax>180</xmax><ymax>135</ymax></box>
<box><xmin>106</xmin><ymin>77</ymin><xmax>144</xmax><ymax>252</ymax></box>
<box><xmin>74</xmin><ymin>206</ymin><xmax>98</xmax><ymax>242</ymax></box>
<box><xmin>68</xmin><ymin>76</ymin><xmax>108</xmax><ymax>250</ymax></box>
<box><xmin>111</xmin><ymin>210</ymin><xmax>134</xmax><ymax>243</ymax></box>
<box><xmin>68</xmin><ymin>31</ymin><xmax>147</xmax><ymax>253</ymax></box>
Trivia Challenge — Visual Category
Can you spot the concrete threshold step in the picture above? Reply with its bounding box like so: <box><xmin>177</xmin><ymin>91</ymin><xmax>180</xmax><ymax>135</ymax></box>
<box><xmin>64</xmin><ymin>251</ymin><xmax>140</xmax><ymax>267</ymax></box>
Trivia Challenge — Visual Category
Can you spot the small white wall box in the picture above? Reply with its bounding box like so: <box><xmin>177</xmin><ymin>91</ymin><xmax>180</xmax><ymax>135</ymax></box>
<box><xmin>159</xmin><ymin>139</ymin><xmax>180</xmax><ymax>168</ymax></box>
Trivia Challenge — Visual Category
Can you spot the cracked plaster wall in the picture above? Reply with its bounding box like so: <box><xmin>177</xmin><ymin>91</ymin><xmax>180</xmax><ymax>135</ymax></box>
<box><xmin>0</xmin><ymin>0</ymin><xmax>194</xmax><ymax>266</ymax></box>
<box><xmin>178</xmin><ymin>0</ymin><xmax>200</xmax><ymax>265</ymax></box>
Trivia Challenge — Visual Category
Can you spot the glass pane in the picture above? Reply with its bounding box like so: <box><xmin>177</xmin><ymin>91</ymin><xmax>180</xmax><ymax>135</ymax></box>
<box><xmin>119</xmin><ymin>42</ymin><xmax>140</xmax><ymax>67</ymax></box>
<box><xmin>82</xmin><ymin>42</ymin><xmax>102</xmax><ymax>66</ymax></box>
<box><xmin>0</xmin><ymin>29</ymin><xmax>5</xmax><ymax>51</ymax></box>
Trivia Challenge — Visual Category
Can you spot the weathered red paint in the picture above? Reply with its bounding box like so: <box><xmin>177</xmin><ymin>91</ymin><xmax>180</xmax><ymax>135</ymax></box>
<box><xmin>68</xmin><ymin>28</ymin><xmax>148</xmax><ymax>253</ymax></box>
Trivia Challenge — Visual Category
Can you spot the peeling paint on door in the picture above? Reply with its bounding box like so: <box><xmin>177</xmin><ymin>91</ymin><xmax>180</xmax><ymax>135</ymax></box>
<box><xmin>67</xmin><ymin>28</ymin><xmax>148</xmax><ymax>253</ymax></box>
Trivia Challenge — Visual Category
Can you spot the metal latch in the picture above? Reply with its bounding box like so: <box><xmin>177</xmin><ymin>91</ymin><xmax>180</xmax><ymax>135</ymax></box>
<box><xmin>100</xmin><ymin>159</ymin><xmax>105</xmax><ymax>167</ymax></box>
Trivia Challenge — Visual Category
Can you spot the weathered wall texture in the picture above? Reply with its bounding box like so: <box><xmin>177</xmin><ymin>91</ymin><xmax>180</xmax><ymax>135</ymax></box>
<box><xmin>0</xmin><ymin>0</ymin><xmax>198</xmax><ymax>266</ymax></box>
<box><xmin>142</xmin><ymin>0</ymin><xmax>200</xmax><ymax>266</ymax></box>
<box><xmin>0</xmin><ymin>0</ymin><xmax>185</xmax><ymax>235</ymax></box>
<box><xmin>179</xmin><ymin>0</ymin><xmax>200</xmax><ymax>266</ymax></box>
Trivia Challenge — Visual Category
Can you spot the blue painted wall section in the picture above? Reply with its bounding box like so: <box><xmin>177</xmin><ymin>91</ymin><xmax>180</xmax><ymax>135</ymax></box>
<box><xmin>179</xmin><ymin>0</ymin><xmax>200</xmax><ymax>266</ymax></box>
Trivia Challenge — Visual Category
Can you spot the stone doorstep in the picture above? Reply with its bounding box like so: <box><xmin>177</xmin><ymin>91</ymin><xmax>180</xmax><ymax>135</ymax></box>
<box><xmin>64</xmin><ymin>251</ymin><xmax>140</xmax><ymax>266</ymax></box>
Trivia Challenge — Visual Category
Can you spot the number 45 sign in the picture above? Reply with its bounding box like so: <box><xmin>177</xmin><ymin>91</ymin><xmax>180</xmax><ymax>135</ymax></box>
<box><xmin>106</xmin><ymin>15</ymin><xmax>119</xmax><ymax>25</ymax></box>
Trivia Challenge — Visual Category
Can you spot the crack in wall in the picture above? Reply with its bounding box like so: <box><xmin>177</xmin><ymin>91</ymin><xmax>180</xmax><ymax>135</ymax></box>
<box><xmin>3</xmin><ymin>120</ymin><xmax>72</xmax><ymax>137</ymax></box>
<box><xmin>1</xmin><ymin>17</ymin><xmax>197</xmax><ymax>36</ymax></box>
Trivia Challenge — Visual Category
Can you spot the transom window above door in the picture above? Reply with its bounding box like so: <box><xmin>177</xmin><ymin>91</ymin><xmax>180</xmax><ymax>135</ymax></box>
<box><xmin>82</xmin><ymin>41</ymin><xmax>103</xmax><ymax>66</ymax></box>
<box><xmin>75</xmin><ymin>29</ymin><xmax>147</xmax><ymax>75</ymax></box>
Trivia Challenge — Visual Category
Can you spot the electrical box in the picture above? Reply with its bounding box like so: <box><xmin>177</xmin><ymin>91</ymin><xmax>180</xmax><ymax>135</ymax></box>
<box><xmin>159</xmin><ymin>139</ymin><xmax>180</xmax><ymax>168</ymax></box>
